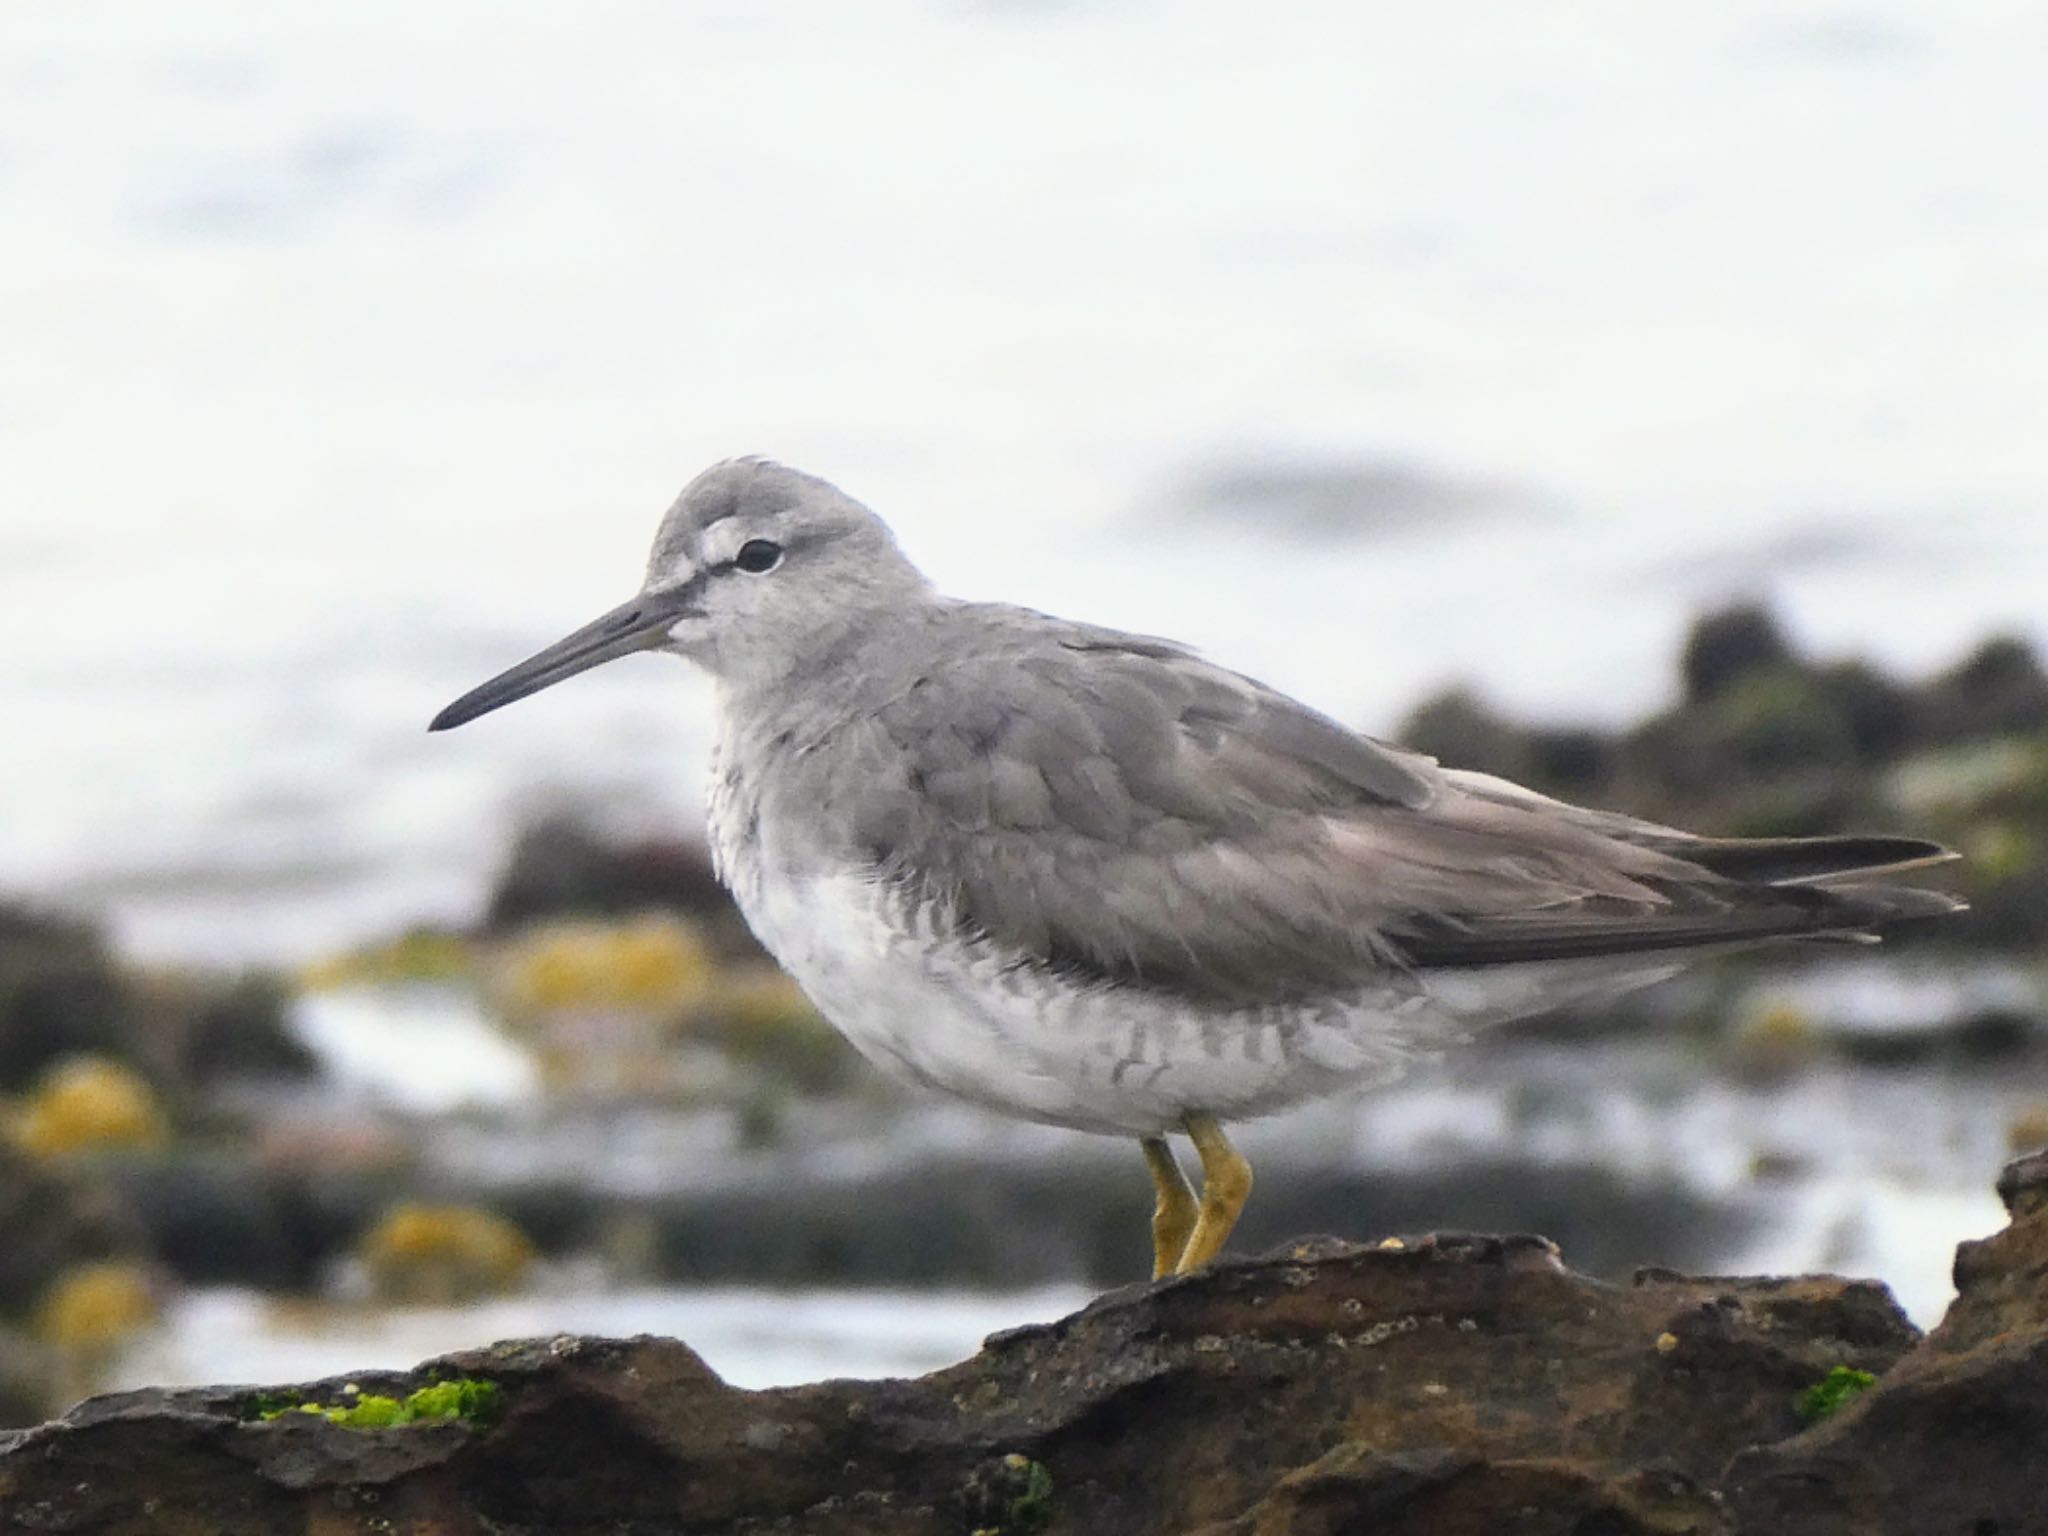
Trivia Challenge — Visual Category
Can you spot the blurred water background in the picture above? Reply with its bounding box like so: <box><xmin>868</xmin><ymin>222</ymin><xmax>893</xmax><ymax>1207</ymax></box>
<box><xmin>2</xmin><ymin>0</ymin><xmax>2045</xmax><ymax>1421</ymax></box>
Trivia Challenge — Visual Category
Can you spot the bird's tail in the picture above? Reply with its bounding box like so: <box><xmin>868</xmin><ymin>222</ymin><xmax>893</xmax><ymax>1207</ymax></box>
<box><xmin>1671</xmin><ymin>832</ymin><xmax>1954</xmax><ymax>886</ymax></box>
<box><xmin>1668</xmin><ymin>833</ymin><xmax>1967</xmax><ymax>930</ymax></box>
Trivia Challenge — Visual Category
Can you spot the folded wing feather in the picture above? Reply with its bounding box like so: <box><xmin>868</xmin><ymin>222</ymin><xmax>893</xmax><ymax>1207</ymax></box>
<box><xmin>845</xmin><ymin>613</ymin><xmax>1958</xmax><ymax>1006</ymax></box>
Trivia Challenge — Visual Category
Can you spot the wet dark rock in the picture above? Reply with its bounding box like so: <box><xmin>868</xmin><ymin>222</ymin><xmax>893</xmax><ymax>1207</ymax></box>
<box><xmin>1397</xmin><ymin>688</ymin><xmax>1533</xmax><ymax>783</ymax></box>
<box><xmin>0</xmin><ymin>904</ymin><xmax>129</xmax><ymax>1091</ymax></box>
<box><xmin>1522</xmin><ymin>724</ymin><xmax>1620</xmax><ymax>797</ymax></box>
<box><xmin>1814</xmin><ymin>658</ymin><xmax>1916</xmax><ymax>760</ymax></box>
<box><xmin>86</xmin><ymin>1116</ymin><xmax>1757</xmax><ymax>1299</ymax></box>
<box><xmin>1397</xmin><ymin>691</ymin><xmax>1618</xmax><ymax>802</ymax></box>
<box><xmin>1620</xmin><ymin>708</ymin><xmax>1862</xmax><ymax>836</ymax></box>
<box><xmin>1680</xmin><ymin>603</ymin><xmax>1797</xmax><ymax>705</ymax></box>
<box><xmin>1917</xmin><ymin>635</ymin><xmax>2048</xmax><ymax>744</ymax></box>
<box><xmin>0</xmin><ymin>900</ymin><xmax>312</xmax><ymax>1097</ymax></box>
<box><xmin>173</xmin><ymin>974</ymin><xmax>318</xmax><ymax>1085</ymax></box>
<box><xmin>98</xmin><ymin>1153</ymin><xmax>401</xmax><ymax>1292</ymax></box>
<box><xmin>23</xmin><ymin>1198</ymin><xmax>2043</xmax><ymax>1535</ymax></box>
<box><xmin>484</xmin><ymin>814</ymin><xmax>767</xmax><ymax>961</ymax></box>
<box><xmin>490</xmin><ymin>1153</ymin><xmax>1754</xmax><ymax>1292</ymax></box>
<box><xmin>1706</xmin><ymin>667</ymin><xmax>1862</xmax><ymax>778</ymax></box>
<box><xmin>0</xmin><ymin>1143</ymin><xmax>146</xmax><ymax>1429</ymax></box>
<box><xmin>0</xmin><ymin>1144</ymin><xmax>144</xmax><ymax>1322</ymax></box>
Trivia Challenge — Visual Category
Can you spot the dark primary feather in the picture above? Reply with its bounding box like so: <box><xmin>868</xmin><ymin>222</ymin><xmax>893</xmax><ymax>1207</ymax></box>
<box><xmin>821</xmin><ymin>607</ymin><xmax>1960</xmax><ymax>1007</ymax></box>
<box><xmin>1656</xmin><ymin>833</ymin><xmax>1952</xmax><ymax>885</ymax></box>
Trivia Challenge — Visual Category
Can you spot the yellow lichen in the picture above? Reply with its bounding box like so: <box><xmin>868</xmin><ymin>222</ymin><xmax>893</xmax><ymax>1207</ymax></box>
<box><xmin>708</xmin><ymin>968</ymin><xmax>817</xmax><ymax>1031</ymax></box>
<box><xmin>491</xmin><ymin>915</ymin><xmax>716</xmax><ymax>1020</ymax></box>
<box><xmin>357</xmin><ymin>1202</ymin><xmax>536</xmax><ymax>1303</ymax></box>
<box><xmin>1729</xmin><ymin>1001</ymin><xmax>1820</xmax><ymax>1080</ymax></box>
<box><xmin>35</xmin><ymin>1262</ymin><xmax>158</xmax><ymax>1350</ymax></box>
<box><xmin>300</xmin><ymin>928</ymin><xmax>475</xmax><ymax>992</ymax></box>
<box><xmin>14</xmin><ymin>1057</ymin><xmax>168</xmax><ymax>1157</ymax></box>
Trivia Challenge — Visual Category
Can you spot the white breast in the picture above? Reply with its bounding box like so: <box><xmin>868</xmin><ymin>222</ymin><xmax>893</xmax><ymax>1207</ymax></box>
<box><xmin>725</xmin><ymin>858</ymin><xmax>1422</xmax><ymax>1137</ymax></box>
<box><xmin>706</xmin><ymin>713</ymin><xmax>1431</xmax><ymax>1136</ymax></box>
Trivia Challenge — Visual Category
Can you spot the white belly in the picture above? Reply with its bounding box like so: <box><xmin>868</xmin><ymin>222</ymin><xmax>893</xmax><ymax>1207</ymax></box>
<box><xmin>732</xmin><ymin>864</ymin><xmax>1423</xmax><ymax>1136</ymax></box>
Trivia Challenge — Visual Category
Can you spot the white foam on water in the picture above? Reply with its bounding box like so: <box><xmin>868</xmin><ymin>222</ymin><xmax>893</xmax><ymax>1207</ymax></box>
<box><xmin>290</xmin><ymin>986</ymin><xmax>541</xmax><ymax>1112</ymax></box>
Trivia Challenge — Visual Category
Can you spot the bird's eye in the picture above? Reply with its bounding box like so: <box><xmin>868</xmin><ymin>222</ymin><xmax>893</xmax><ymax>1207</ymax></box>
<box><xmin>734</xmin><ymin>539</ymin><xmax>783</xmax><ymax>574</ymax></box>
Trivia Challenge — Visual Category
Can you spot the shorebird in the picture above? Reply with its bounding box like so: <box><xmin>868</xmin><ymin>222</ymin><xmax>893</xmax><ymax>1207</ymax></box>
<box><xmin>432</xmin><ymin>459</ymin><xmax>1961</xmax><ymax>1278</ymax></box>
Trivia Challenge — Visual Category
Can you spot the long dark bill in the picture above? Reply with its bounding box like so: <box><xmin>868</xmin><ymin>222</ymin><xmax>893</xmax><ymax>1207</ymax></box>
<box><xmin>429</xmin><ymin>594</ymin><xmax>680</xmax><ymax>731</ymax></box>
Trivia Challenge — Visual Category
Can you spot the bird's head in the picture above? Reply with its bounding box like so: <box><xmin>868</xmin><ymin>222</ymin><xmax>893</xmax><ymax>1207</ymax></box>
<box><xmin>429</xmin><ymin>458</ymin><xmax>929</xmax><ymax>731</ymax></box>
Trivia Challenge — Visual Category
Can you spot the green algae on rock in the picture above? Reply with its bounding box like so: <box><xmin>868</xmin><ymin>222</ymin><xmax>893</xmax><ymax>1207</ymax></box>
<box><xmin>963</xmin><ymin>1452</ymin><xmax>1055</xmax><ymax>1535</ymax></box>
<box><xmin>253</xmin><ymin>1376</ymin><xmax>501</xmax><ymax>1429</ymax></box>
<box><xmin>1794</xmin><ymin>1365</ymin><xmax>1876</xmax><ymax>1421</ymax></box>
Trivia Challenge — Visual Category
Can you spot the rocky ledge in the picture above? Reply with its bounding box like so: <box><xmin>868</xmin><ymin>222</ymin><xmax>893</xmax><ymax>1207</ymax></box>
<box><xmin>5</xmin><ymin>1158</ymin><xmax>2047</xmax><ymax>1536</ymax></box>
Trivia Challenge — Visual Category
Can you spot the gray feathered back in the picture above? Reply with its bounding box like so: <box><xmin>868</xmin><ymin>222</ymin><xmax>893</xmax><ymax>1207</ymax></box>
<box><xmin>726</xmin><ymin>602</ymin><xmax>1957</xmax><ymax>1008</ymax></box>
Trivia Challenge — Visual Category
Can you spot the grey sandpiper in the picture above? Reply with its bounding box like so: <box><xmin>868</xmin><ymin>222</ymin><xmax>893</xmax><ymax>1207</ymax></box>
<box><xmin>431</xmin><ymin>458</ymin><xmax>1962</xmax><ymax>1277</ymax></box>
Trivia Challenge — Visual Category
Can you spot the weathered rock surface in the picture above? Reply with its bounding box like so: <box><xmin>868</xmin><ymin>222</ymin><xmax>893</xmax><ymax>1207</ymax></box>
<box><xmin>5</xmin><ymin>1159</ymin><xmax>2048</xmax><ymax>1535</ymax></box>
<box><xmin>1723</xmin><ymin>1149</ymin><xmax>2048</xmax><ymax>1535</ymax></box>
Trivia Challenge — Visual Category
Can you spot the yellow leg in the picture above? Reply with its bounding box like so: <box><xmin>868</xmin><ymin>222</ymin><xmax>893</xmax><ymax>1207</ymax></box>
<box><xmin>1176</xmin><ymin>1114</ymin><xmax>1254</xmax><ymax>1274</ymax></box>
<box><xmin>1141</xmin><ymin>1136</ymin><xmax>1198</xmax><ymax>1279</ymax></box>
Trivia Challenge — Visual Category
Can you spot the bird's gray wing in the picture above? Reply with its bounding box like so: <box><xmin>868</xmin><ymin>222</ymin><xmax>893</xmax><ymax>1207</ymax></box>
<box><xmin>832</xmin><ymin>613</ymin><xmax>1949</xmax><ymax>1007</ymax></box>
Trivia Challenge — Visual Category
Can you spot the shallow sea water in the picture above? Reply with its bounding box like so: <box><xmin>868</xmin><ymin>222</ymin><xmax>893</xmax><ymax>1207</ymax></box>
<box><xmin>2</xmin><ymin>1</ymin><xmax>2044</xmax><ymax>960</ymax></box>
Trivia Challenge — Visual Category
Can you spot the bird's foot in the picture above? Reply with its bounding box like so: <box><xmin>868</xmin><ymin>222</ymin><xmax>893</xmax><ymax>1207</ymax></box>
<box><xmin>1173</xmin><ymin>1114</ymin><xmax>1253</xmax><ymax>1275</ymax></box>
<box><xmin>1141</xmin><ymin>1136</ymin><xmax>1198</xmax><ymax>1279</ymax></box>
